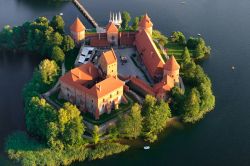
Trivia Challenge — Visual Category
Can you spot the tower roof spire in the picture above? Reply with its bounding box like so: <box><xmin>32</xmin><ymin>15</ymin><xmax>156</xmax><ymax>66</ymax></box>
<box><xmin>139</xmin><ymin>13</ymin><xmax>153</xmax><ymax>28</ymax></box>
<box><xmin>164</xmin><ymin>56</ymin><xmax>180</xmax><ymax>71</ymax></box>
<box><xmin>70</xmin><ymin>17</ymin><xmax>85</xmax><ymax>32</ymax></box>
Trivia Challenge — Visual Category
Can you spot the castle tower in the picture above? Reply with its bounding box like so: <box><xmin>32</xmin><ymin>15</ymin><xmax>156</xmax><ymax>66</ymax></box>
<box><xmin>138</xmin><ymin>13</ymin><xmax>153</xmax><ymax>36</ymax></box>
<box><xmin>106</xmin><ymin>22</ymin><xmax>119</xmax><ymax>46</ymax></box>
<box><xmin>70</xmin><ymin>17</ymin><xmax>86</xmax><ymax>43</ymax></box>
<box><xmin>163</xmin><ymin>56</ymin><xmax>180</xmax><ymax>84</ymax></box>
<box><xmin>99</xmin><ymin>49</ymin><xmax>118</xmax><ymax>78</ymax></box>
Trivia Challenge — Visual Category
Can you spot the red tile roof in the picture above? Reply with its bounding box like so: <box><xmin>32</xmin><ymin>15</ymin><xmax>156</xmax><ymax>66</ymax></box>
<box><xmin>70</xmin><ymin>17</ymin><xmax>86</xmax><ymax>32</ymax></box>
<box><xmin>135</xmin><ymin>30</ymin><xmax>165</xmax><ymax>78</ymax></box>
<box><xmin>90</xmin><ymin>36</ymin><xmax>110</xmax><ymax>47</ymax></box>
<box><xmin>106</xmin><ymin>22</ymin><xmax>118</xmax><ymax>33</ymax></box>
<box><xmin>89</xmin><ymin>77</ymin><xmax>124</xmax><ymax>98</ymax></box>
<box><xmin>139</xmin><ymin>14</ymin><xmax>153</xmax><ymax>28</ymax></box>
<box><xmin>60</xmin><ymin>63</ymin><xmax>99</xmax><ymax>85</ymax></box>
<box><xmin>153</xmin><ymin>75</ymin><xmax>174</xmax><ymax>93</ymax></box>
<box><xmin>164</xmin><ymin>56</ymin><xmax>180</xmax><ymax>71</ymax></box>
<box><xmin>130</xmin><ymin>76</ymin><xmax>155</xmax><ymax>96</ymax></box>
<box><xmin>60</xmin><ymin>63</ymin><xmax>124</xmax><ymax>98</ymax></box>
<box><xmin>100</xmin><ymin>49</ymin><xmax>117</xmax><ymax>65</ymax></box>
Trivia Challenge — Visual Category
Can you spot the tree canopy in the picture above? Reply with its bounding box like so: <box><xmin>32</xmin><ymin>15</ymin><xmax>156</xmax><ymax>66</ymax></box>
<box><xmin>132</xmin><ymin>17</ymin><xmax>139</xmax><ymax>30</ymax></box>
<box><xmin>121</xmin><ymin>11</ymin><xmax>131</xmax><ymax>29</ymax></box>
<box><xmin>142</xmin><ymin>95</ymin><xmax>171</xmax><ymax>142</ymax></box>
<box><xmin>51</xmin><ymin>46</ymin><xmax>65</xmax><ymax>63</ymax></box>
<box><xmin>39</xmin><ymin>59</ymin><xmax>59</xmax><ymax>85</ymax></box>
<box><xmin>50</xmin><ymin>15</ymin><xmax>65</xmax><ymax>33</ymax></box>
<box><xmin>187</xmin><ymin>37</ymin><xmax>211</xmax><ymax>59</ymax></box>
<box><xmin>152</xmin><ymin>30</ymin><xmax>168</xmax><ymax>46</ymax></box>
<box><xmin>183</xmin><ymin>88</ymin><xmax>202</xmax><ymax>123</ymax></box>
<box><xmin>171</xmin><ymin>31</ymin><xmax>186</xmax><ymax>45</ymax></box>
<box><xmin>92</xmin><ymin>125</ymin><xmax>101</xmax><ymax>144</ymax></box>
<box><xmin>61</xmin><ymin>35</ymin><xmax>75</xmax><ymax>52</ymax></box>
<box><xmin>118</xmin><ymin>103</ymin><xmax>143</xmax><ymax>139</ymax></box>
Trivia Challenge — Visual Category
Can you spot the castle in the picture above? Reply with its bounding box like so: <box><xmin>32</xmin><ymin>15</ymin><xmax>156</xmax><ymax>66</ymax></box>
<box><xmin>60</xmin><ymin>49</ymin><xmax>125</xmax><ymax>120</ymax></box>
<box><xmin>61</xmin><ymin>13</ymin><xmax>180</xmax><ymax>119</ymax></box>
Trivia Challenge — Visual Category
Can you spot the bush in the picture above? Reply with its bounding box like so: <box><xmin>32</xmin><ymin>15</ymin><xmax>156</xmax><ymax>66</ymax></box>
<box><xmin>88</xmin><ymin>143</ymin><xmax>129</xmax><ymax>160</ymax></box>
<box><xmin>5</xmin><ymin>131</ymin><xmax>88</xmax><ymax>166</ymax></box>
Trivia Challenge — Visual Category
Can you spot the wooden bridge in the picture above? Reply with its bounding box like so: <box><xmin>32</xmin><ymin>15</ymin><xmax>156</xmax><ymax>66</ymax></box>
<box><xmin>72</xmin><ymin>0</ymin><xmax>99</xmax><ymax>28</ymax></box>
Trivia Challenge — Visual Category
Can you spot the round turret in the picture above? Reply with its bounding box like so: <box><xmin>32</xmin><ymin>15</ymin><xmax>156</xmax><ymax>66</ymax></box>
<box><xmin>138</xmin><ymin>14</ymin><xmax>153</xmax><ymax>36</ymax></box>
<box><xmin>70</xmin><ymin>17</ymin><xmax>86</xmax><ymax>43</ymax></box>
<box><xmin>163</xmin><ymin>56</ymin><xmax>180</xmax><ymax>83</ymax></box>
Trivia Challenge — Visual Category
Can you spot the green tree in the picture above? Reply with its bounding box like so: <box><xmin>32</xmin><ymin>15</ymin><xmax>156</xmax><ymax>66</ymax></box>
<box><xmin>51</xmin><ymin>46</ymin><xmax>65</xmax><ymax>63</ymax></box>
<box><xmin>182</xmin><ymin>47</ymin><xmax>191</xmax><ymax>65</ymax></box>
<box><xmin>171</xmin><ymin>31</ymin><xmax>186</xmax><ymax>45</ymax></box>
<box><xmin>61</xmin><ymin>35</ymin><xmax>75</xmax><ymax>52</ymax></box>
<box><xmin>121</xmin><ymin>11</ymin><xmax>131</xmax><ymax>29</ymax></box>
<box><xmin>187</xmin><ymin>37</ymin><xmax>199</xmax><ymax>50</ymax></box>
<box><xmin>152</xmin><ymin>30</ymin><xmax>168</xmax><ymax>46</ymax></box>
<box><xmin>39</xmin><ymin>59</ymin><xmax>59</xmax><ymax>85</ymax></box>
<box><xmin>25</xmin><ymin>97</ymin><xmax>57</xmax><ymax>140</ymax></box>
<box><xmin>0</xmin><ymin>25</ymin><xmax>14</xmax><ymax>48</ymax></box>
<box><xmin>132</xmin><ymin>17</ymin><xmax>139</xmax><ymax>30</ymax></box>
<box><xmin>187</xmin><ymin>37</ymin><xmax>211</xmax><ymax>59</ymax></box>
<box><xmin>182</xmin><ymin>60</ymin><xmax>197</xmax><ymax>84</ymax></box>
<box><xmin>182</xmin><ymin>88</ymin><xmax>201</xmax><ymax>123</ymax></box>
<box><xmin>59</xmin><ymin>103</ymin><xmax>85</xmax><ymax>145</ymax></box>
<box><xmin>92</xmin><ymin>125</ymin><xmax>101</xmax><ymax>144</ymax></box>
<box><xmin>118</xmin><ymin>103</ymin><xmax>143</xmax><ymax>139</ymax></box>
<box><xmin>27</xmin><ymin>28</ymin><xmax>46</xmax><ymax>52</ymax></box>
<box><xmin>49</xmin><ymin>32</ymin><xmax>63</xmax><ymax>46</ymax></box>
<box><xmin>198</xmin><ymin>83</ymin><xmax>215</xmax><ymax>113</ymax></box>
<box><xmin>142</xmin><ymin>95</ymin><xmax>171</xmax><ymax>142</ymax></box>
<box><xmin>195</xmin><ymin>43</ymin><xmax>204</xmax><ymax>59</ymax></box>
<box><xmin>35</xmin><ymin>17</ymin><xmax>49</xmax><ymax>27</ymax></box>
<box><xmin>170</xmin><ymin>87</ymin><xmax>184</xmax><ymax>114</ymax></box>
<box><xmin>50</xmin><ymin>15</ymin><xmax>65</xmax><ymax>33</ymax></box>
<box><xmin>108</xmin><ymin>126</ymin><xmax>119</xmax><ymax>140</ymax></box>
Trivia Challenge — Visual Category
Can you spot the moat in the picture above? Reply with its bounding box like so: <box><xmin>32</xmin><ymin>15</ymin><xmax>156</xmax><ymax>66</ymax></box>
<box><xmin>1</xmin><ymin>0</ymin><xmax>250</xmax><ymax>165</ymax></box>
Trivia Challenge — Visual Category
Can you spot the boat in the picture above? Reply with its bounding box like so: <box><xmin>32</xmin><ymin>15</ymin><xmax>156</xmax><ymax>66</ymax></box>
<box><xmin>60</xmin><ymin>13</ymin><xmax>63</xmax><ymax>16</ymax></box>
<box><xmin>197</xmin><ymin>33</ymin><xmax>201</xmax><ymax>36</ymax></box>
<box><xmin>144</xmin><ymin>146</ymin><xmax>150</xmax><ymax>150</ymax></box>
<box><xmin>232</xmin><ymin>66</ymin><xmax>235</xmax><ymax>70</ymax></box>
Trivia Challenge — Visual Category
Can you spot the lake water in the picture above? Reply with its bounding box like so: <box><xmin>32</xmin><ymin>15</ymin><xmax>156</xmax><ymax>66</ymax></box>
<box><xmin>0</xmin><ymin>0</ymin><xmax>250</xmax><ymax>165</ymax></box>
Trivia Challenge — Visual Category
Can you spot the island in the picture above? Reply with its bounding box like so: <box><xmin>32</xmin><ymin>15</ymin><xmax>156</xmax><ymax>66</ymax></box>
<box><xmin>1</xmin><ymin>9</ymin><xmax>215</xmax><ymax>166</ymax></box>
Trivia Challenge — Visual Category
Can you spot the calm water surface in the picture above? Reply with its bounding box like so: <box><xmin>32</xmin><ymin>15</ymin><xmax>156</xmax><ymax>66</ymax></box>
<box><xmin>0</xmin><ymin>0</ymin><xmax>250</xmax><ymax>165</ymax></box>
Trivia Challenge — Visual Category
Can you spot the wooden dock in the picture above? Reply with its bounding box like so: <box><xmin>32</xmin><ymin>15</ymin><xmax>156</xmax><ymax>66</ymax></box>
<box><xmin>72</xmin><ymin>0</ymin><xmax>99</xmax><ymax>28</ymax></box>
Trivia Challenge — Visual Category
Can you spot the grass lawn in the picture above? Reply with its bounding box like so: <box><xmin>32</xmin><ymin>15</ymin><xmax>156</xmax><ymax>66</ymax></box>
<box><xmin>166</xmin><ymin>42</ymin><xmax>195</xmax><ymax>63</ymax></box>
<box><xmin>166</xmin><ymin>42</ymin><xmax>185</xmax><ymax>60</ymax></box>
<box><xmin>83</xmin><ymin>94</ymin><xmax>134</xmax><ymax>125</ymax></box>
